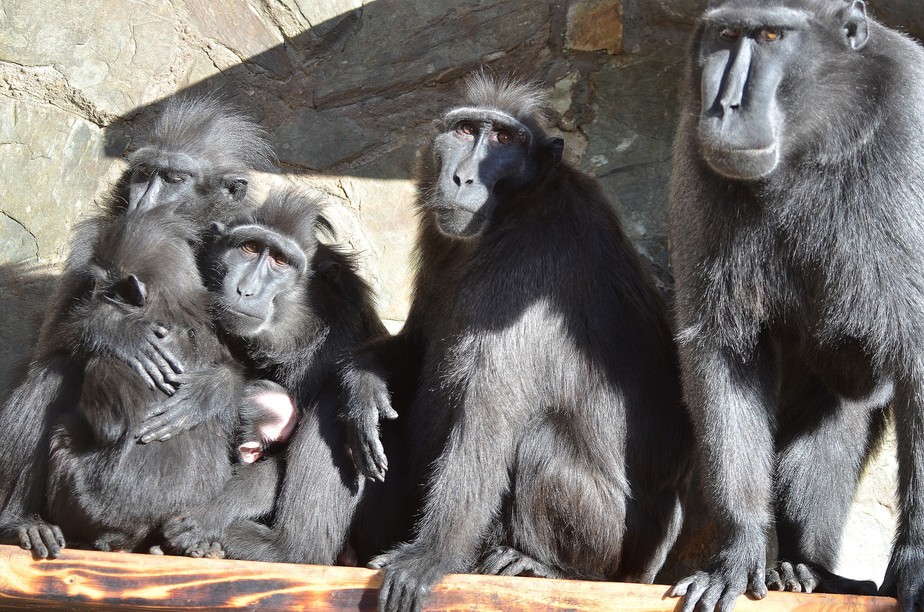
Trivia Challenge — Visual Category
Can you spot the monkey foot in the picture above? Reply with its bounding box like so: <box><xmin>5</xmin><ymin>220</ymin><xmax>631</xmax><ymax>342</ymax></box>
<box><xmin>766</xmin><ymin>561</ymin><xmax>877</xmax><ymax>595</ymax></box>
<box><xmin>476</xmin><ymin>546</ymin><xmax>562</xmax><ymax>578</ymax></box>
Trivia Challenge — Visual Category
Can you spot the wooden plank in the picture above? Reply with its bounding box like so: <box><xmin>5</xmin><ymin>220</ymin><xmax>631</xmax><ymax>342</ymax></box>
<box><xmin>0</xmin><ymin>544</ymin><xmax>899</xmax><ymax>611</ymax></box>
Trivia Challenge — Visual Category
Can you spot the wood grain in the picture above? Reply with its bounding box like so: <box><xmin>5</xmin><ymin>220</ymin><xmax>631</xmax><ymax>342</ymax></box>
<box><xmin>0</xmin><ymin>544</ymin><xmax>898</xmax><ymax>611</ymax></box>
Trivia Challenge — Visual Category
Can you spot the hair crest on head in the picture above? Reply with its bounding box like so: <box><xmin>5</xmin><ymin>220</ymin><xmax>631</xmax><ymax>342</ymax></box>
<box><xmin>461</xmin><ymin>70</ymin><xmax>550</xmax><ymax>129</ymax></box>
<box><xmin>132</xmin><ymin>94</ymin><xmax>276</xmax><ymax>174</ymax></box>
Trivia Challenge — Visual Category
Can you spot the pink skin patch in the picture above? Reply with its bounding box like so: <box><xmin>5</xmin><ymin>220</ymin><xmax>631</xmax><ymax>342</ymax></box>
<box><xmin>238</xmin><ymin>441</ymin><xmax>265</xmax><ymax>464</ymax></box>
<box><xmin>237</xmin><ymin>388</ymin><xmax>298</xmax><ymax>463</ymax></box>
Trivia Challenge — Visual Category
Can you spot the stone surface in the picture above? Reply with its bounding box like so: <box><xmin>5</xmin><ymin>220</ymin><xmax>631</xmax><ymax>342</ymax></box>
<box><xmin>582</xmin><ymin>45</ymin><xmax>687</xmax><ymax>282</ymax></box>
<box><xmin>0</xmin><ymin>97</ymin><xmax>110</xmax><ymax>262</ymax></box>
<box><xmin>0</xmin><ymin>0</ymin><xmax>920</xmax><ymax>587</ymax></box>
<box><xmin>566</xmin><ymin>0</ymin><xmax>623</xmax><ymax>55</ymax></box>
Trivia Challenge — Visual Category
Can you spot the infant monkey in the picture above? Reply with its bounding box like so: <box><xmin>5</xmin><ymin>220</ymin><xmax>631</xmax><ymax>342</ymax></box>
<box><xmin>237</xmin><ymin>380</ymin><xmax>299</xmax><ymax>464</ymax></box>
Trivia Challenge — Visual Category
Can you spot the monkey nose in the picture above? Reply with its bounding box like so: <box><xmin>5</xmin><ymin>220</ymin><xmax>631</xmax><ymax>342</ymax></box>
<box><xmin>453</xmin><ymin>174</ymin><xmax>475</xmax><ymax>187</ymax></box>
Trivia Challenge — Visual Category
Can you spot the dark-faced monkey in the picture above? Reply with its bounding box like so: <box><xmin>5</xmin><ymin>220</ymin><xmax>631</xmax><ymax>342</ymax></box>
<box><xmin>0</xmin><ymin>96</ymin><xmax>273</xmax><ymax>557</ymax></box>
<box><xmin>667</xmin><ymin>1</ymin><xmax>924</xmax><ymax>610</ymax></box>
<box><xmin>161</xmin><ymin>190</ymin><xmax>399</xmax><ymax>564</ymax></box>
<box><xmin>45</xmin><ymin>206</ymin><xmax>294</xmax><ymax>553</ymax></box>
<box><xmin>343</xmin><ymin>73</ymin><xmax>692</xmax><ymax>612</ymax></box>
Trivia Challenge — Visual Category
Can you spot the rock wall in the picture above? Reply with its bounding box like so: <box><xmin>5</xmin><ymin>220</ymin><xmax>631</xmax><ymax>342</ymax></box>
<box><xmin>1</xmin><ymin>0</ymin><xmax>920</xmax><ymax>587</ymax></box>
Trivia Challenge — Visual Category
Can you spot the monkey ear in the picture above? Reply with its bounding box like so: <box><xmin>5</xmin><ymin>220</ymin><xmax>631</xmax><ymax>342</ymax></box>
<box><xmin>842</xmin><ymin>0</ymin><xmax>869</xmax><ymax>50</ymax></box>
<box><xmin>541</xmin><ymin>137</ymin><xmax>565</xmax><ymax>170</ymax></box>
<box><xmin>317</xmin><ymin>260</ymin><xmax>342</xmax><ymax>281</ymax></box>
<box><xmin>224</xmin><ymin>177</ymin><xmax>249</xmax><ymax>202</ymax></box>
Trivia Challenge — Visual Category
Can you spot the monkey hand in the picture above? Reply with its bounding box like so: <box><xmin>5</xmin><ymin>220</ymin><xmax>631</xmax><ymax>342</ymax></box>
<box><xmin>125</xmin><ymin>324</ymin><xmax>185</xmax><ymax>396</ymax></box>
<box><xmin>669</xmin><ymin>554</ymin><xmax>767</xmax><ymax>612</ymax></box>
<box><xmin>369</xmin><ymin>542</ymin><xmax>453</xmax><ymax>612</ymax></box>
<box><xmin>766</xmin><ymin>560</ymin><xmax>877</xmax><ymax>595</ymax></box>
<box><xmin>880</xmin><ymin>544</ymin><xmax>924</xmax><ymax>609</ymax></box>
<box><xmin>16</xmin><ymin>516</ymin><xmax>65</xmax><ymax>560</ymax></box>
<box><xmin>343</xmin><ymin>368</ymin><xmax>397</xmax><ymax>482</ymax></box>
<box><xmin>136</xmin><ymin>374</ymin><xmax>207</xmax><ymax>443</ymax></box>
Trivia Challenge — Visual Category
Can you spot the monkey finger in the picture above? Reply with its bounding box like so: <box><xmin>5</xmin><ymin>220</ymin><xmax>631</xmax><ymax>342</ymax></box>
<box><xmin>778</xmin><ymin>561</ymin><xmax>801</xmax><ymax>592</ymax></box>
<box><xmin>149</xmin><ymin>341</ymin><xmax>185</xmax><ymax>376</ymax></box>
<box><xmin>25</xmin><ymin>526</ymin><xmax>50</xmax><ymax>559</ymax></box>
<box><xmin>142</xmin><ymin>420</ymin><xmax>185</xmax><ymax>443</ymax></box>
<box><xmin>129</xmin><ymin>358</ymin><xmax>158</xmax><ymax>391</ymax></box>
<box><xmin>499</xmin><ymin>558</ymin><xmax>533</xmax><ymax>576</ymax></box>
<box><xmin>748</xmin><ymin>568</ymin><xmax>768</xmax><ymax>599</ymax></box>
<box><xmin>362</xmin><ymin>452</ymin><xmax>386</xmax><ymax>482</ymax></box>
<box><xmin>142</xmin><ymin>349</ymin><xmax>185</xmax><ymax>384</ymax></box>
<box><xmin>377</xmin><ymin>397</ymin><xmax>399</xmax><ymax>421</ymax></box>
<box><xmin>677</xmin><ymin>575</ymin><xmax>709</xmax><ymax>612</ymax></box>
<box><xmin>669</xmin><ymin>574</ymin><xmax>697</xmax><ymax>597</ymax></box>
<box><xmin>696</xmin><ymin>581</ymin><xmax>727</xmax><ymax>612</ymax></box>
<box><xmin>716</xmin><ymin>586</ymin><xmax>743</xmax><ymax>612</ymax></box>
<box><xmin>36</xmin><ymin>524</ymin><xmax>64</xmax><ymax>557</ymax></box>
<box><xmin>142</xmin><ymin>405</ymin><xmax>168</xmax><ymax>420</ymax></box>
<box><xmin>137</xmin><ymin>416</ymin><xmax>166</xmax><ymax>441</ymax></box>
<box><xmin>49</xmin><ymin>524</ymin><xmax>65</xmax><ymax>550</ymax></box>
<box><xmin>480</xmin><ymin>547</ymin><xmax>519</xmax><ymax>575</ymax></box>
<box><xmin>367</xmin><ymin>551</ymin><xmax>396</xmax><ymax>569</ymax></box>
<box><xmin>794</xmin><ymin>564</ymin><xmax>817</xmax><ymax>593</ymax></box>
<box><xmin>17</xmin><ymin>527</ymin><xmax>32</xmax><ymax>551</ymax></box>
<box><xmin>363</xmin><ymin>439</ymin><xmax>389</xmax><ymax>480</ymax></box>
<box><xmin>204</xmin><ymin>542</ymin><xmax>225</xmax><ymax>559</ymax></box>
<box><xmin>141</xmin><ymin>358</ymin><xmax>178</xmax><ymax>395</ymax></box>
<box><xmin>138</xmin><ymin>416</ymin><xmax>176</xmax><ymax>443</ymax></box>
<box><xmin>766</xmin><ymin>567</ymin><xmax>783</xmax><ymax>591</ymax></box>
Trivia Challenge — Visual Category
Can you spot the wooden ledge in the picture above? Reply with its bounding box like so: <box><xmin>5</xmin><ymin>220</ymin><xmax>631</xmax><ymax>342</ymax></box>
<box><xmin>0</xmin><ymin>544</ymin><xmax>898</xmax><ymax>611</ymax></box>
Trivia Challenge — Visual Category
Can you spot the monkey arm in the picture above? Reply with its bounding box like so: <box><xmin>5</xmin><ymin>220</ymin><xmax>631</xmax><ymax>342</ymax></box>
<box><xmin>0</xmin><ymin>357</ymin><xmax>81</xmax><ymax>559</ymax></box>
<box><xmin>340</xmin><ymin>332</ymin><xmax>420</xmax><ymax>482</ymax></box>
<box><xmin>373</xmin><ymin>374</ymin><xmax>517</xmax><ymax>612</ymax></box>
<box><xmin>135</xmin><ymin>362</ymin><xmax>244</xmax><ymax>443</ymax></box>
<box><xmin>71</xmin><ymin>298</ymin><xmax>185</xmax><ymax>396</ymax></box>
<box><xmin>880</xmin><ymin>363</ymin><xmax>924</xmax><ymax>606</ymax></box>
<box><xmin>668</xmin><ymin>342</ymin><xmax>776</xmax><ymax>612</ymax></box>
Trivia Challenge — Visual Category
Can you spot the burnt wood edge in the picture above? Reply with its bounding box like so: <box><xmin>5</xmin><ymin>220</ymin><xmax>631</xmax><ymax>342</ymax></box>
<box><xmin>0</xmin><ymin>545</ymin><xmax>898</xmax><ymax>611</ymax></box>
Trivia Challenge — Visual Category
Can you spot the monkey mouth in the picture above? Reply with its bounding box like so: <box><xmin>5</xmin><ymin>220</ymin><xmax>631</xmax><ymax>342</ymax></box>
<box><xmin>701</xmin><ymin>143</ymin><xmax>780</xmax><ymax>181</ymax></box>
<box><xmin>228</xmin><ymin>309</ymin><xmax>262</xmax><ymax>320</ymax></box>
<box><xmin>217</xmin><ymin>307</ymin><xmax>267</xmax><ymax>337</ymax></box>
<box><xmin>429</xmin><ymin>202</ymin><xmax>490</xmax><ymax>238</ymax></box>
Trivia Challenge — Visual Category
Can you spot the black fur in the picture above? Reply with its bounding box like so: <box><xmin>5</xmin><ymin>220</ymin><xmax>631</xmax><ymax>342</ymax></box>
<box><xmin>46</xmin><ymin>208</ymin><xmax>249</xmax><ymax>552</ymax></box>
<box><xmin>170</xmin><ymin>190</ymin><xmax>398</xmax><ymax>564</ymax></box>
<box><xmin>667</xmin><ymin>1</ymin><xmax>924</xmax><ymax>610</ymax></box>
<box><xmin>0</xmin><ymin>96</ymin><xmax>272</xmax><ymax>557</ymax></box>
<box><xmin>344</xmin><ymin>73</ymin><xmax>691</xmax><ymax>612</ymax></box>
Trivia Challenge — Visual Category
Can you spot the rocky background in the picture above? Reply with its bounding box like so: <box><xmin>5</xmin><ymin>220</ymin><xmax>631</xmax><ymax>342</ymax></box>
<box><xmin>1</xmin><ymin>0</ymin><xmax>920</xmax><ymax>587</ymax></box>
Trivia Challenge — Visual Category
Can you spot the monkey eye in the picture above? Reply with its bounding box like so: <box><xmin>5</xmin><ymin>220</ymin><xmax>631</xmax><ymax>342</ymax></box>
<box><xmin>719</xmin><ymin>27</ymin><xmax>742</xmax><ymax>41</ymax></box>
<box><xmin>135</xmin><ymin>164</ymin><xmax>154</xmax><ymax>179</ymax></box>
<box><xmin>241</xmin><ymin>241</ymin><xmax>260</xmax><ymax>254</ymax></box>
<box><xmin>757</xmin><ymin>28</ymin><xmax>782</xmax><ymax>42</ymax></box>
<box><xmin>271</xmin><ymin>252</ymin><xmax>288</xmax><ymax>267</ymax></box>
<box><xmin>455</xmin><ymin>121</ymin><xmax>477</xmax><ymax>137</ymax></box>
<box><xmin>494</xmin><ymin>130</ymin><xmax>513</xmax><ymax>145</ymax></box>
<box><xmin>165</xmin><ymin>171</ymin><xmax>189</xmax><ymax>184</ymax></box>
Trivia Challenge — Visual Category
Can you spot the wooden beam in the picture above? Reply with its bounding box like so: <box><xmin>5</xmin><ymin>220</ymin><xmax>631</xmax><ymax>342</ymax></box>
<box><xmin>0</xmin><ymin>544</ymin><xmax>898</xmax><ymax>611</ymax></box>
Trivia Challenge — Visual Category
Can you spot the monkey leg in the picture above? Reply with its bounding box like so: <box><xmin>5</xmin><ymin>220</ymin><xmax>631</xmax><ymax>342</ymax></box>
<box><xmin>772</xmin><ymin>369</ymin><xmax>886</xmax><ymax>595</ymax></box>
<box><xmin>497</xmin><ymin>411</ymin><xmax>629</xmax><ymax>582</ymax></box>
